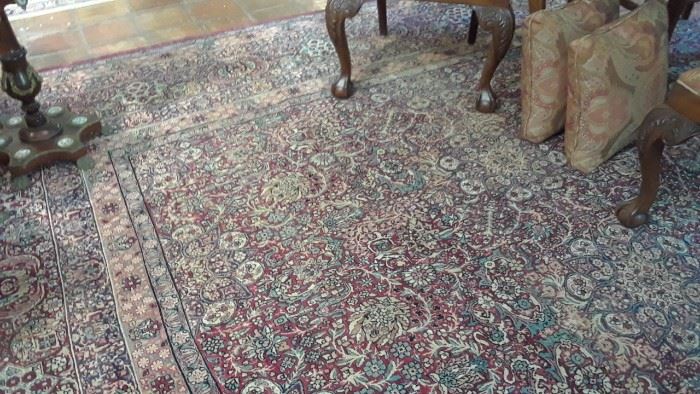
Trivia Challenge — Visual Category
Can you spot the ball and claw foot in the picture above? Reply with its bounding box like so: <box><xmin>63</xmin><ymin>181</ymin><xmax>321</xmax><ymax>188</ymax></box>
<box><xmin>476</xmin><ymin>88</ymin><xmax>497</xmax><ymax>113</ymax></box>
<box><xmin>331</xmin><ymin>75</ymin><xmax>354</xmax><ymax>99</ymax></box>
<box><xmin>616</xmin><ymin>200</ymin><xmax>649</xmax><ymax>228</ymax></box>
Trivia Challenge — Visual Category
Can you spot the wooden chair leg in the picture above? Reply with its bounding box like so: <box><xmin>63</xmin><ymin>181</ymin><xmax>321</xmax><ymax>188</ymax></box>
<box><xmin>378</xmin><ymin>0</ymin><xmax>388</xmax><ymax>35</ymax></box>
<box><xmin>325</xmin><ymin>0</ymin><xmax>364</xmax><ymax>99</ymax></box>
<box><xmin>681</xmin><ymin>1</ymin><xmax>693</xmax><ymax>19</ymax></box>
<box><xmin>468</xmin><ymin>9</ymin><xmax>478</xmax><ymax>45</ymax></box>
<box><xmin>527</xmin><ymin>0</ymin><xmax>546</xmax><ymax>12</ymax></box>
<box><xmin>668</xmin><ymin>0</ymin><xmax>690</xmax><ymax>37</ymax></box>
<box><xmin>616</xmin><ymin>105</ymin><xmax>697</xmax><ymax>228</ymax></box>
<box><xmin>473</xmin><ymin>5</ymin><xmax>515</xmax><ymax>113</ymax></box>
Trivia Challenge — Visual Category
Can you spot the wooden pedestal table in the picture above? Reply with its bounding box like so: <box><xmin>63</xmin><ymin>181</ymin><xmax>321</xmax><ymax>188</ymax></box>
<box><xmin>0</xmin><ymin>1</ymin><xmax>101</xmax><ymax>180</ymax></box>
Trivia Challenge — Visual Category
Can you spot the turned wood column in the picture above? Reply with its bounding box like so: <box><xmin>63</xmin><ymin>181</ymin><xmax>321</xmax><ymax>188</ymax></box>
<box><xmin>0</xmin><ymin>8</ymin><xmax>61</xmax><ymax>143</ymax></box>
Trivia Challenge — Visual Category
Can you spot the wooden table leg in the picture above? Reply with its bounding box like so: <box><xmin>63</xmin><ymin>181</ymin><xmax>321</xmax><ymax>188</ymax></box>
<box><xmin>325</xmin><ymin>0</ymin><xmax>364</xmax><ymax>99</ymax></box>
<box><xmin>474</xmin><ymin>5</ymin><xmax>515</xmax><ymax>113</ymax></box>
<box><xmin>0</xmin><ymin>10</ymin><xmax>60</xmax><ymax>142</ymax></box>
<box><xmin>616</xmin><ymin>103</ymin><xmax>698</xmax><ymax>228</ymax></box>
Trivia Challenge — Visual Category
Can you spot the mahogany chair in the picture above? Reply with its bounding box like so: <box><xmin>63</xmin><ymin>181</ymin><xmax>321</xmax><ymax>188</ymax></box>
<box><xmin>616</xmin><ymin>68</ymin><xmax>700</xmax><ymax>228</ymax></box>
<box><xmin>669</xmin><ymin>0</ymin><xmax>698</xmax><ymax>34</ymax></box>
<box><xmin>325</xmin><ymin>0</ymin><xmax>546</xmax><ymax>113</ymax></box>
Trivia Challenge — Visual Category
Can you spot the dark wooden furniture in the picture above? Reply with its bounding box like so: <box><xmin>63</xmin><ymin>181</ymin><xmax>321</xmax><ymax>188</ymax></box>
<box><xmin>669</xmin><ymin>0</ymin><xmax>698</xmax><ymax>35</ymax></box>
<box><xmin>325</xmin><ymin>0</ymin><xmax>545</xmax><ymax>113</ymax></box>
<box><xmin>0</xmin><ymin>1</ymin><xmax>101</xmax><ymax>179</ymax></box>
<box><xmin>616</xmin><ymin>70</ymin><xmax>700</xmax><ymax>228</ymax></box>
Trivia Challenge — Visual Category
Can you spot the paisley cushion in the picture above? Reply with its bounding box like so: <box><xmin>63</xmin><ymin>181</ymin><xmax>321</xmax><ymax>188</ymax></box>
<box><xmin>678</xmin><ymin>68</ymin><xmax>700</xmax><ymax>96</ymax></box>
<box><xmin>521</xmin><ymin>0</ymin><xmax>619</xmax><ymax>143</ymax></box>
<box><xmin>565</xmin><ymin>0</ymin><xmax>668</xmax><ymax>173</ymax></box>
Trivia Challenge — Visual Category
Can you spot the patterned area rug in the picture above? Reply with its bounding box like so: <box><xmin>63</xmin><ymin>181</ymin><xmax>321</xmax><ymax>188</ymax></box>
<box><xmin>1</xmin><ymin>2</ymin><xmax>699</xmax><ymax>393</ymax></box>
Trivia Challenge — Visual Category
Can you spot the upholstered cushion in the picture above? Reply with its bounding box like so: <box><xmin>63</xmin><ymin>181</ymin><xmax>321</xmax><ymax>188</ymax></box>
<box><xmin>521</xmin><ymin>0</ymin><xmax>619</xmax><ymax>143</ymax></box>
<box><xmin>565</xmin><ymin>0</ymin><xmax>668</xmax><ymax>173</ymax></box>
<box><xmin>678</xmin><ymin>68</ymin><xmax>700</xmax><ymax>96</ymax></box>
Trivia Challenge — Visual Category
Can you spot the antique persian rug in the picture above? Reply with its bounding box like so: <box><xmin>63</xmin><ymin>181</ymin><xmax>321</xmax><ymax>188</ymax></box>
<box><xmin>1</xmin><ymin>2</ymin><xmax>699</xmax><ymax>393</ymax></box>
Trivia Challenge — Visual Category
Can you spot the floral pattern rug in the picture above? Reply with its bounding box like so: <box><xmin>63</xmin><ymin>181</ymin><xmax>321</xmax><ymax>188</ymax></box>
<box><xmin>1</xmin><ymin>2</ymin><xmax>698</xmax><ymax>393</ymax></box>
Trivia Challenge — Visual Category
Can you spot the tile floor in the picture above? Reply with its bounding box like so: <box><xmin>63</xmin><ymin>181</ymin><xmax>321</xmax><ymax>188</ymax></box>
<box><xmin>8</xmin><ymin>0</ymin><xmax>326</xmax><ymax>70</ymax></box>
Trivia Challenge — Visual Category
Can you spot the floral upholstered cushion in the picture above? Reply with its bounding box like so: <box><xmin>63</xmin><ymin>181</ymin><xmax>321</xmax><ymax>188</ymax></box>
<box><xmin>521</xmin><ymin>0</ymin><xmax>619</xmax><ymax>143</ymax></box>
<box><xmin>678</xmin><ymin>68</ymin><xmax>700</xmax><ymax>96</ymax></box>
<box><xmin>565</xmin><ymin>0</ymin><xmax>668</xmax><ymax>173</ymax></box>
